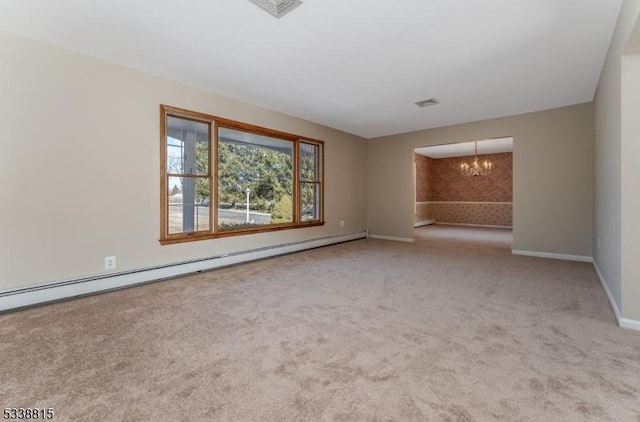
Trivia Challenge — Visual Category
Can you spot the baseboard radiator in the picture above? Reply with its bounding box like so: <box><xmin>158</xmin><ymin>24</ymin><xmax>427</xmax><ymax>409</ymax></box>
<box><xmin>0</xmin><ymin>231</ymin><xmax>367</xmax><ymax>313</ymax></box>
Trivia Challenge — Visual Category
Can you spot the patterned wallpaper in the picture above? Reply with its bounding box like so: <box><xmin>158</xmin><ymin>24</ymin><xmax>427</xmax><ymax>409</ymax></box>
<box><xmin>416</xmin><ymin>203</ymin><xmax>513</xmax><ymax>227</ymax></box>
<box><xmin>415</xmin><ymin>154</ymin><xmax>433</xmax><ymax>202</ymax></box>
<box><xmin>414</xmin><ymin>152</ymin><xmax>513</xmax><ymax>227</ymax></box>
<box><xmin>425</xmin><ymin>152</ymin><xmax>512</xmax><ymax>202</ymax></box>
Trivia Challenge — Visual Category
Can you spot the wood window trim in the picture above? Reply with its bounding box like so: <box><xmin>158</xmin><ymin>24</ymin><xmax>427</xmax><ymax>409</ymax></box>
<box><xmin>160</xmin><ymin>104</ymin><xmax>325</xmax><ymax>245</ymax></box>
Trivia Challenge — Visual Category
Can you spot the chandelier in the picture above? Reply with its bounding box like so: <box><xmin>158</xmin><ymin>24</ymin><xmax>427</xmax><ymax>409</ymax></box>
<box><xmin>460</xmin><ymin>141</ymin><xmax>492</xmax><ymax>176</ymax></box>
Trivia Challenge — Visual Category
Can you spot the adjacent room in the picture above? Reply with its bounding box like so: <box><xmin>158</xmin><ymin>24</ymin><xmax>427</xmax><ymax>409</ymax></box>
<box><xmin>414</xmin><ymin>137</ymin><xmax>512</xmax><ymax>224</ymax></box>
<box><xmin>2</xmin><ymin>0</ymin><xmax>640</xmax><ymax>420</ymax></box>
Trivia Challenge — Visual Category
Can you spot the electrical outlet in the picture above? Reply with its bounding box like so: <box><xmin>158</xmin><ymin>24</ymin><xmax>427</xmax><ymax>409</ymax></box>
<box><xmin>105</xmin><ymin>256</ymin><xmax>116</xmax><ymax>270</ymax></box>
<box><xmin>597</xmin><ymin>238</ymin><xmax>601</xmax><ymax>249</ymax></box>
<box><xmin>340</xmin><ymin>220</ymin><xmax>344</xmax><ymax>228</ymax></box>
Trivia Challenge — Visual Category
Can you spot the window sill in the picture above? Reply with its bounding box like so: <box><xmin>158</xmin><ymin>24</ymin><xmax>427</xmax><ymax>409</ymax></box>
<box><xmin>159</xmin><ymin>221</ymin><xmax>325</xmax><ymax>245</ymax></box>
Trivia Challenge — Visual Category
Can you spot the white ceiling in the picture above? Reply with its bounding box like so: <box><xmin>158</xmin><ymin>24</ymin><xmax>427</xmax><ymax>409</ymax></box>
<box><xmin>0</xmin><ymin>0</ymin><xmax>623</xmax><ymax>139</ymax></box>
<box><xmin>415</xmin><ymin>137</ymin><xmax>513</xmax><ymax>159</ymax></box>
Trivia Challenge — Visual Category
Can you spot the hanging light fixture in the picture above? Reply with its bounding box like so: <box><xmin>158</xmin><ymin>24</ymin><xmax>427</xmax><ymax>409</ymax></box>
<box><xmin>250</xmin><ymin>0</ymin><xmax>302</xmax><ymax>18</ymax></box>
<box><xmin>460</xmin><ymin>141</ymin><xmax>492</xmax><ymax>176</ymax></box>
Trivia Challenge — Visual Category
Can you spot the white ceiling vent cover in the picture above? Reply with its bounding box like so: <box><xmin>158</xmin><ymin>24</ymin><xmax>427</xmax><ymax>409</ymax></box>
<box><xmin>415</xmin><ymin>98</ymin><xmax>440</xmax><ymax>108</ymax></box>
<box><xmin>250</xmin><ymin>0</ymin><xmax>302</xmax><ymax>18</ymax></box>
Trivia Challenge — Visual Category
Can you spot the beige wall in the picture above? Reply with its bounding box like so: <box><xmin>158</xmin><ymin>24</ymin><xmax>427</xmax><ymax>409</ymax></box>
<box><xmin>368</xmin><ymin>103</ymin><xmax>594</xmax><ymax>256</ymax></box>
<box><xmin>594</xmin><ymin>0</ymin><xmax>640</xmax><ymax>320</ymax></box>
<box><xmin>0</xmin><ymin>30</ymin><xmax>368</xmax><ymax>291</ymax></box>
<box><xmin>622</xmin><ymin>50</ymin><xmax>640</xmax><ymax>320</ymax></box>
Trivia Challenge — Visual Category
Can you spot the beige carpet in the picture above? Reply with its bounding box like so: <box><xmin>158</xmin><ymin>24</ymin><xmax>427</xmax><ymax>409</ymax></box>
<box><xmin>2</xmin><ymin>225</ymin><xmax>640</xmax><ymax>421</ymax></box>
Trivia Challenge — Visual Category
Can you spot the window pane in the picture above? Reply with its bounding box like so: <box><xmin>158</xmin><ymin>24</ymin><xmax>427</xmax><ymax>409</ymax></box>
<box><xmin>300</xmin><ymin>142</ymin><xmax>319</xmax><ymax>182</ymax></box>
<box><xmin>217</xmin><ymin>127</ymin><xmax>293</xmax><ymax>230</ymax></box>
<box><xmin>168</xmin><ymin>176</ymin><xmax>210</xmax><ymax>234</ymax></box>
<box><xmin>301</xmin><ymin>182</ymin><xmax>321</xmax><ymax>221</ymax></box>
<box><xmin>166</xmin><ymin>116</ymin><xmax>209</xmax><ymax>175</ymax></box>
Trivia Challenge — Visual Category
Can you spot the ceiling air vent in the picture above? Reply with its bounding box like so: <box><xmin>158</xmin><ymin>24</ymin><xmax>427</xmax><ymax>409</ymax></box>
<box><xmin>415</xmin><ymin>98</ymin><xmax>440</xmax><ymax>108</ymax></box>
<box><xmin>250</xmin><ymin>0</ymin><xmax>302</xmax><ymax>18</ymax></box>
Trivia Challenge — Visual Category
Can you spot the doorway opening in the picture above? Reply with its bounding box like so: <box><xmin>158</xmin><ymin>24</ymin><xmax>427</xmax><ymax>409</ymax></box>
<box><xmin>413</xmin><ymin>137</ymin><xmax>513</xmax><ymax>245</ymax></box>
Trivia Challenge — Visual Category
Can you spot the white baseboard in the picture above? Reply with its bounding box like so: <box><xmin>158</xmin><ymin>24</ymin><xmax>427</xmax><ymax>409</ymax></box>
<box><xmin>619</xmin><ymin>318</ymin><xmax>640</xmax><ymax>330</ymax></box>
<box><xmin>511</xmin><ymin>250</ymin><xmax>593</xmax><ymax>263</ymax></box>
<box><xmin>0</xmin><ymin>231</ymin><xmax>367</xmax><ymax>313</ymax></box>
<box><xmin>593</xmin><ymin>261</ymin><xmax>622</xmax><ymax>323</ymax></box>
<box><xmin>593</xmin><ymin>261</ymin><xmax>640</xmax><ymax>331</ymax></box>
<box><xmin>414</xmin><ymin>219</ymin><xmax>435</xmax><ymax>228</ymax></box>
<box><xmin>368</xmin><ymin>234</ymin><xmax>415</xmax><ymax>243</ymax></box>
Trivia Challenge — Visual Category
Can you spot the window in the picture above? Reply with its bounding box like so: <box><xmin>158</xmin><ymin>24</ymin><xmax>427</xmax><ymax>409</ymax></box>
<box><xmin>217</xmin><ymin>126</ymin><xmax>294</xmax><ymax>231</ymax></box>
<box><xmin>164</xmin><ymin>115</ymin><xmax>211</xmax><ymax>236</ymax></box>
<box><xmin>160</xmin><ymin>105</ymin><xmax>324</xmax><ymax>244</ymax></box>
<box><xmin>300</xmin><ymin>142</ymin><xmax>322</xmax><ymax>222</ymax></box>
